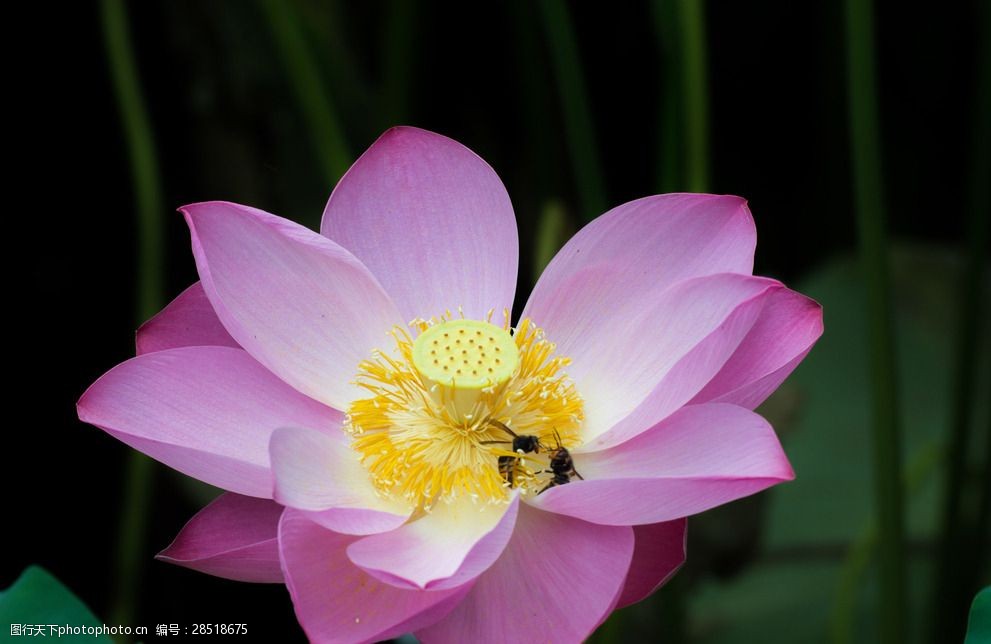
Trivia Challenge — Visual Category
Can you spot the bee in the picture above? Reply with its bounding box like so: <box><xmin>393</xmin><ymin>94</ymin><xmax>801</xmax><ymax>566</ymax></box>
<box><xmin>539</xmin><ymin>429</ymin><xmax>583</xmax><ymax>494</ymax></box>
<box><xmin>480</xmin><ymin>419</ymin><xmax>543</xmax><ymax>486</ymax></box>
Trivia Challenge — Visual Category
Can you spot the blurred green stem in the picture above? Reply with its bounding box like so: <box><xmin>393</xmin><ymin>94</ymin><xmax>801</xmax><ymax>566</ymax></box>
<box><xmin>651</xmin><ymin>0</ymin><xmax>682</xmax><ymax>193</ymax></box>
<box><xmin>645</xmin><ymin>4</ymin><xmax>706</xmax><ymax>641</ymax></box>
<box><xmin>99</xmin><ymin>0</ymin><xmax>164</xmax><ymax>633</ymax></box>
<box><xmin>831</xmin><ymin>443</ymin><xmax>942</xmax><ymax>644</ymax></box>
<box><xmin>534</xmin><ymin>200</ymin><xmax>568</xmax><ymax>276</ymax></box>
<box><xmin>843</xmin><ymin>0</ymin><xmax>906</xmax><ymax>642</ymax></box>
<box><xmin>260</xmin><ymin>0</ymin><xmax>350</xmax><ymax>185</ymax></box>
<box><xmin>538</xmin><ymin>0</ymin><xmax>607</xmax><ymax>221</ymax></box>
<box><xmin>382</xmin><ymin>0</ymin><xmax>415</xmax><ymax>125</ymax></box>
<box><xmin>512</xmin><ymin>0</ymin><xmax>558</xmax><ymax>227</ymax></box>
<box><xmin>675</xmin><ymin>0</ymin><xmax>709</xmax><ymax>192</ymax></box>
<box><xmin>933</xmin><ymin>2</ymin><xmax>991</xmax><ymax>639</ymax></box>
<box><xmin>974</xmin><ymin>411</ymin><xmax>991</xmax><ymax>586</ymax></box>
<box><xmin>101</xmin><ymin>1</ymin><xmax>163</xmax><ymax>322</ymax></box>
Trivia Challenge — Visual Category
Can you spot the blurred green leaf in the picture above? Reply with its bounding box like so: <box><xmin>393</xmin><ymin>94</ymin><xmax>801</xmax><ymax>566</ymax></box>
<box><xmin>0</xmin><ymin>567</ymin><xmax>110</xmax><ymax>641</ymax></box>
<box><xmin>688</xmin><ymin>244</ymin><xmax>991</xmax><ymax>644</ymax></box>
<box><xmin>766</xmin><ymin>246</ymin><xmax>984</xmax><ymax>548</ymax></box>
<box><xmin>692</xmin><ymin>560</ymin><xmax>836</xmax><ymax>643</ymax></box>
<box><xmin>965</xmin><ymin>587</ymin><xmax>991</xmax><ymax>644</ymax></box>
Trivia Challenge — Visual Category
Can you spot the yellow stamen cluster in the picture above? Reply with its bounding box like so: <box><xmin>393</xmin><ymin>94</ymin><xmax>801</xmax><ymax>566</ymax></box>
<box><xmin>345</xmin><ymin>311</ymin><xmax>583</xmax><ymax>510</ymax></box>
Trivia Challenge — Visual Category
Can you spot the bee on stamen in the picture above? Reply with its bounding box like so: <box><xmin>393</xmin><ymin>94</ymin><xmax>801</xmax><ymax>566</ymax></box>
<box><xmin>538</xmin><ymin>429</ymin><xmax>583</xmax><ymax>494</ymax></box>
<box><xmin>480</xmin><ymin>418</ymin><xmax>542</xmax><ymax>486</ymax></box>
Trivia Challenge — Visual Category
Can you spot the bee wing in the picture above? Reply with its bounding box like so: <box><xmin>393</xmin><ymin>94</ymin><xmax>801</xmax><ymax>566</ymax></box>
<box><xmin>487</xmin><ymin>418</ymin><xmax>518</xmax><ymax>438</ymax></box>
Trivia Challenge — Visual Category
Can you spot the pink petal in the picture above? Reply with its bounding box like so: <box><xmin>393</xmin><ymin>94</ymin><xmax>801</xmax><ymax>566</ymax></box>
<box><xmin>525</xmin><ymin>193</ymin><xmax>755</xmax><ymax>321</ymax></box>
<box><xmin>156</xmin><ymin>493</ymin><xmax>284</xmax><ymax>583</ymax></box>
<box><xmin>183</xmin><ymin>201</ymin><xmax>403</xmax><ymax>410</ymax></box>
<box><xmin>615</xmin><ymin>519</ymin><xmax>687</xmax><ymax>609</ymax></box>
<box><xmin>531</xmin><ymin>270</ymin><xmax>781</xmax><ymax>444</ymax></box>
<box><xmin>416</xmin><ymin>504</ymin><xmax>634</xmax><ymax>643</ymax></box>
<box><xmin>530</xmin><ymin>403</ymin><xmax>793</xmax><ymax>525</ymax></box>
<box><xmin>77</xmin><ymin>346</ymin><xmax>342</xmax><ymax>497</ymax></box>
<box><xmin>347</xmin><ymin>494</ymin><xmax>519</xmax><ymax>591</ymax></box>
<box><xmin>136</xmin><ymin>282</ymin><xmax>238</xmax><ymax>355</ymax></box>
<box><xmin>583</xmin><ymin>275</ymin><xmax>784</xmax><ymax>450</ymax></box>
<box><xmin>270</xmin><ymin>427</ymin><xmax>412</xmax><ymax>535</ymax></box>
<box><xmin>279</xmin><ymin>509</ymin><xmax>470</xmax><ymax>643</ymax></box>
<box><xmin>321</xmin><ymin>127</ymin><xmax>518</xmax><ymax>322</ymax></box>
<box><xmin>690</xmin><ymin>288</ymin><xmax>824</xmax><ymax>409</ymax></box>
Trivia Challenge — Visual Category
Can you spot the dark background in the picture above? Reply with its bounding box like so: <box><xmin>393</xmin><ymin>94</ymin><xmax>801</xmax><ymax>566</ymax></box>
<box><xmin>11</xmin><ymin>1</ymin><xmax>988</xmax><ymax>642</ymax></box>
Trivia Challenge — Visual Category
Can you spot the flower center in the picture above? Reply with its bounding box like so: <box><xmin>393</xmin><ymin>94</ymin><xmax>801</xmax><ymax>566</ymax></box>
<box><xmin>410</xmin><ymin>319</ymin><xmax>520</xmax><ymax>420</ymax></box>
<box><xmin>345</xmin><ymin>312</ymin><xmax>584</xmax><ymax>510</ymax></box>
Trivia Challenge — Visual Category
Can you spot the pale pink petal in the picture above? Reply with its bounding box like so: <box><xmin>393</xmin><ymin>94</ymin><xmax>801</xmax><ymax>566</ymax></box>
<box><xmin>690</xmin><ymin>288</ymin><xmax>824</xmax><ymax>408</ymax></box>
<box><xmin>347</xmin><ymin>494</ymin><xmax>519</xmax><ymax>590</ymax></box>
<box><xmin>270</xmin><ymin>427</ymin><xmax>412</xmax><ymax>535</ymax></box>
<box><xmin>77</xmin><ymin>346</ymin><xmax>341</xmax><ymax>497</ymax></box>
<box><xmin>156</xmin><ymin>493</ymin><xmax>283</xmax><ymax>583</ymax></box>
<box><xmin>183</xmin><ymin>201</ymin><xmax>403</xmax><ymax>410</ymax></box>
<box><xmin>616</xmin><ymin>519</ymin><xmax>687</xmax><ymax>609</ymax></box>
<box><xmin>524</xmin><ymin>193</ymin><xmax>755</xmax><ymax>321</ymax></box>
<box><xmin>293</xmin><ymin>507</ymin><xmax>411</xmax><ymax>536</ymax></box>
<box><xmin>416</xmin><ymin>504</ymin><xmax>634</xmax><ymax>643</ymax></box>
<box><xmin>321</xmin><ymin>127</ymin><xmax>518</xmax><ymax>322</ymax></box>
<box><xmin>279</xmin><ymin>509</ymin><xmax>470</xmax><ymax>643</ymax></box>
<box><xmin>136</xmin><ymin>282</ymin><xmax>238</xmax><ymax>354</ymax></box>
<box><xmin>530</xmin><ymin>404</ymin><xmax>793</xmax><ymax>525</ymax></box>
<box><xmin>530</xmin><ymin>271</ymin><xmax>781</xmax><ymax>444</ymax></box>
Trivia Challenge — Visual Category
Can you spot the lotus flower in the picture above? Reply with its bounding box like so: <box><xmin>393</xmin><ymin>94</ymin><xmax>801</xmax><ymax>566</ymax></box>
<box><xmin>78</xmin><ymin>127</ymin><xmax>823</xmax><ymax>643</ymax></box>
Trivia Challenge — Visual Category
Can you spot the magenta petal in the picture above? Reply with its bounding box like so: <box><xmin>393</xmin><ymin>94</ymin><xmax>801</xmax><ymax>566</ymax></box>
<box><xmin>156</xmin><ymin>493</ymin><xmax>283</xmax><ymax>583</ymax></box>
<box><xmin>183</xmin><ymin>201</ymin><xmax>403</xmax><ymax>410</ymax></box>
<box><xmin>416</xmin><ymin>504</ymin><xmax>633</xmax><ymax>643</ymax></box>
<box><xmin>77</xmin><ymin>346</ymin><xmax>342</xmax><ymax>497</ymax></box>
<box><xmin>690</xmin><ymin>288</ymin><xmax>824</xmax><ymax>408</ymax></box>
<box><xmin>347</xmin><ymin>494</ymin><xmax>519</xmax><ymax>591</ymax></box>
<box><xmin>279</xmin><ymin>509</ymin><xmax>470</xmax><ymax>643</ymax></box>
<box><xmin>136</xmin><ymin>282</ymin><xmax>238</xmax><ymax>355</ymax></box>
<box><xmin>615</xmin><ymin>519</ymin><xmax>687</xmax><ymax>609</ymax></box>
<box><xmin>321</xmin><ymin>127</ymin><xmax>519</xmax><ymax>321</ymax></box>
<box><xmin>531</xmin><ymin>404</ymin><xmax>793</xmax><ymax>525</ymax></box>
<box><xmin>270</xmin><ymin>427</ymin><xmax>412</xmax><ymax>534</ymax></box>
<box><xmin>525</xmin><ymin>193</ymin><xmax>755</xmax><ymax>319</ymax></box>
